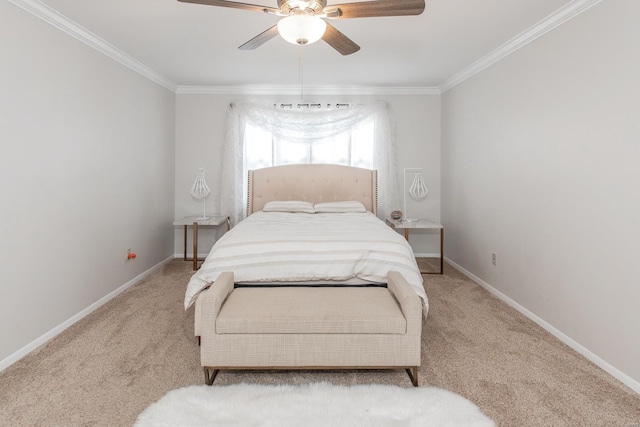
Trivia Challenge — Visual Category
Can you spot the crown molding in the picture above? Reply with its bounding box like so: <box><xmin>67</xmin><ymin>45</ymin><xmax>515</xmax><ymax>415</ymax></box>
<box><xmin>11</xmin><ymin>0</ymin><xmax>599</xmax><ymax>97</ymax></box>
<box><xmin>176</xmin><ymin>85</ymin><xmax>441</xmax><ymax>96</ymax></box>
<box><xmin>439</xmin><ymin>0</ymin><xmax>603</xmax><ymax>93</ymax></box>
<box><xmin>8</xmin><ymin>0</ymin><xmax>178</xmax><ymax>93</ymax></box>
<box><xmin>7</xmin><ymin>0</ymin><xmax>438</xmax><ymax>97</ymax></box>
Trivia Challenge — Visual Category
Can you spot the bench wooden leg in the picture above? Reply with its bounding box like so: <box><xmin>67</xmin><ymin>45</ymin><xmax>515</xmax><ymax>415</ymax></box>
<box><xmin>204</xmin><ymin>367</ymin><xmax>219</xmax><ymax>385</ymax></box>
<box><xmin>406</xmin><ymin>367</ymin><xmax>419</xmax><ymax>387</ymax></box>
<box><xmin>204</xmin><ymin>366</ymin><xmax>417</xmax><ymax>386</ymax></box>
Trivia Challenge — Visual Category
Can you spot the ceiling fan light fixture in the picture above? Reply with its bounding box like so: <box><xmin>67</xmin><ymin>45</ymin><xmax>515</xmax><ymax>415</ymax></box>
<box><xmin>277</xmin><ymin>14</ymin><xmax>327</xmax><ymax>46</ymax></box>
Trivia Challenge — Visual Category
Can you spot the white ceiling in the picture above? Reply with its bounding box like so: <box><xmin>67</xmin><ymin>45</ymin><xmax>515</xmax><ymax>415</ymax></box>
<box><xmin>31</xmin><ymin>0</ymin><xmax>581</xmax><ymax>90</ymax></box>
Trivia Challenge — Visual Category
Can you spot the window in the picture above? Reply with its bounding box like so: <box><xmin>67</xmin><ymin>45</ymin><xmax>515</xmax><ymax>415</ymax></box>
<box><xmin>221</xmin><ymin>101</ymin><xmax>398</xmax><ymax>224</ymax></box>
<box><xmin>244</xmin><ymin>119</ymin><xmax>374</xmax><ymax>171</ymax></box>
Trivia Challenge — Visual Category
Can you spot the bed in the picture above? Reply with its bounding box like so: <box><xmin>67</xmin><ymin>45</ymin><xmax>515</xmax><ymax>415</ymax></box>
<box><xmin>185</xmin><ymin>164</ymin><xmax>428</xmax><ymax>385</ymax></box>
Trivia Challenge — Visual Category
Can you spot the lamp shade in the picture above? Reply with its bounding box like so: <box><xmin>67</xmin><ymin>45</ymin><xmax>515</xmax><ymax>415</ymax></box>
<box><xmin>190</xmin><ymin>168</ymin><xmax>211</xmax><ymax>220</ymax></box>
<box><xmin>190</xmin><ymin>168</ymin><xmax>210</xmax><ymax>200</ymax></box>
<box><xmin>277</xmin><ymin>15</ymin><xmax>327</xmax><ymax>46</ymax></box>
<box><xmin>403</xmin><ymin>168</ymin><xmax>428</xmax><ymax>222</ymax></box>
<box><xmin>409</xmin><ymin>173</ymin><xmax>428</xmax><ymax>200</ymax></box>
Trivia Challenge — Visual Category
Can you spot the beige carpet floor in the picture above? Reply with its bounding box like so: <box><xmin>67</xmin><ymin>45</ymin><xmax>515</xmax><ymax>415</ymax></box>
<box><xmin>0</xmin><ymin>259</ymin><xmax>639</xmax><ymax>426</ymax></box>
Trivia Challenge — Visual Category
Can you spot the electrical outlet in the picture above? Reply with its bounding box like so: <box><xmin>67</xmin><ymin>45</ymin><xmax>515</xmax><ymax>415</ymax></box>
<box><xmin>492</xmin><ymin>253</ymin><xmax>497</xmax><ymax>266</ymax></box>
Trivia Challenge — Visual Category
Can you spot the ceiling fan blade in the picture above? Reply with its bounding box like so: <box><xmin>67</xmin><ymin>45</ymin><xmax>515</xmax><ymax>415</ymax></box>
<box><xmin>177</xmin><ymin>0</ymin><xmax>279</xmax><ymax>14</ymax></box>
<box><xmin>322</xmin><ymin>23</ymin><xmax>360</xmax><ymax>56</ymax></box>
<box><xmin>324</xmin><ymin>0</ymin><xmax>425</xmax><ymax>19</ymax></box>
<box><xmin>238</xmin><ymin>25</ymin><xmax>280</xmax><ymax>50</ymax></box>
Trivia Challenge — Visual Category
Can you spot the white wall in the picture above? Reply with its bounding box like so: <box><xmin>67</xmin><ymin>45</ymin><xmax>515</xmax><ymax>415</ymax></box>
<box><xmin>391</xmin><ymin>94</ymin><xmax>441</xmax><ymax>255</ymax></box>
<box><xmin>0</xmin><ymin>2</ymin><xmax>176</xmax><ymax>364</ymax></box>
<box><xmin>441</xmin><ymin>0</ymin><xmax>640</xmax><ymax>388</ymax></box>
<box><xmin>174</xmin><ymin>93</ymin><xmax>441</xmax><ymax>256</ymax></box>
<box><xmin>174</xmin><ymin>94</ymin><xmax>234</xmax><ymax>257</ymax></box>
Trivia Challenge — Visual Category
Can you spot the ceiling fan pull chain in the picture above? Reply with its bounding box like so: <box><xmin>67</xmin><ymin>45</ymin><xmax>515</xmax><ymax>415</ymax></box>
<box><xmin>299</xmin><ymin>52</ymin><xmax>304</xmax><ymax>100</ymax></box>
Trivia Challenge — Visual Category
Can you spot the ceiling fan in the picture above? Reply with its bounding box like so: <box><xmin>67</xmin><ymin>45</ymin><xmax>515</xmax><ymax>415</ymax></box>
<box><xmin>177</xmin><ymin>0</ymin><xmax>426</xmax><ymax>55</ymax></box>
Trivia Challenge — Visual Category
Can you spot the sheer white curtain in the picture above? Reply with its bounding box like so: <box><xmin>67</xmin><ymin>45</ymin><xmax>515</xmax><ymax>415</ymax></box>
<box><xmin>221</xmin><ymin>101</ymin><xmax>400</xmax><ymax>224</ymax></box>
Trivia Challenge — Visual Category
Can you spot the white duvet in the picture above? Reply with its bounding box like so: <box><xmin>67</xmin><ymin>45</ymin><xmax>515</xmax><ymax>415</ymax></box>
<box><xmin>184</xmin><ymin>211</ymin><xmax>428</xmax><ymax>313</ymax></box>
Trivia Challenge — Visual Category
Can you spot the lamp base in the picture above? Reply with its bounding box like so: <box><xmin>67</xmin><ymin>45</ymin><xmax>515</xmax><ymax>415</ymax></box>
<box><xmin>195</xmin><ymin>216</ymin><xmax>210</xmax><ymax>221</ymax></box>
<box><xmin>403</xmin><ymin>218</ymin><xmax>420</xmax><ymax>223</ymax></box>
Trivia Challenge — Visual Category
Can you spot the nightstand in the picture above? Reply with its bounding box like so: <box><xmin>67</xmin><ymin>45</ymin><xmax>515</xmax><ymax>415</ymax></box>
<box><xmin>386</xmin><ymin>218</ymin><xmax>444</xmax><ymax>274</ymax></box>
<box><xmin>173</xmin><ymin>215</ymin><xmax>230</xmax><ymax>270</ymax></box>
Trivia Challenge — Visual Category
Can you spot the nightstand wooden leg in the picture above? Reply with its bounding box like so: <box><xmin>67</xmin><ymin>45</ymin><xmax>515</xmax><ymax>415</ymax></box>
<box><xmin>440</xmin><ymin>228</ymin><xmax>444</xmax><ymax>274</ymax></box>
<box><xmin>183</xmin><ymin>225</ymin><xmax>188</xmax><ymax>261</ymax></box>
<box><xmin>193</xmin><ymin>222</ymin><xmax>198</xmax><ymax>271</ymax></box>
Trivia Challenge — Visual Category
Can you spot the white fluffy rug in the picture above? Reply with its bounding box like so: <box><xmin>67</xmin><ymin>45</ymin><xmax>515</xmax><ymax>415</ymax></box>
<box><xmin>135</xmin><ymin>382</ymin><xmax>495</xmax><ymax>427</ymax></box>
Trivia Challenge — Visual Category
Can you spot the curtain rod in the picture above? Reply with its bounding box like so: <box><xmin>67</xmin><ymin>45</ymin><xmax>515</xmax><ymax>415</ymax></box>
<box><xmin>229</xmin><ymin>103</ymin><xmax>351</xmax><ymax>109</ymax></box>
<box><xmin>273</xmin><ymin>103</ymin><xmax>351</xmax><ymax>109</ymax></box>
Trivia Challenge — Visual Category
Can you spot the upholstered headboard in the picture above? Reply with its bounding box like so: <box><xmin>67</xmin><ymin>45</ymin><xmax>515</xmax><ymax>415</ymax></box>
<box><xmin>247</xmin><ymin>164</ymin><xmax>378</xmax><ymax>215</ymax></box>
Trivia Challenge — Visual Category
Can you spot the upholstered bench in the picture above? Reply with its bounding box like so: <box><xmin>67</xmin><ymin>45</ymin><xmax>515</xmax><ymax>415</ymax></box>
<box><xmin>195</xmin><ymin>271</ymin><xmax>422</xmax><ymax>386</ymax></box>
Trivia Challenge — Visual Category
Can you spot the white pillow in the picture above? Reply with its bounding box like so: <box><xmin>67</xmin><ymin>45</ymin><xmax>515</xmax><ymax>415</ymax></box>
<box><xmin>314</xmin><ymin>201</ymin><xmax>367</xmax><ymax>213</ymax></box>
<box><xmin>262</xmin><ymin>200</ymin><xmax>316</xmax><ymax>213</ymax></box>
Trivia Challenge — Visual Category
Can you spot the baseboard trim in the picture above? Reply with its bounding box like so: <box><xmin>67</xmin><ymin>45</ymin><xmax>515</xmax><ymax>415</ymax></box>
<box><xmin>0</xmin><ymin>255</ymin><xmax>174</xmax><ymax>373</ymax></box>
<box><xmin>444</xmin><ymin>257</ymin><xmax>640</xmax><ymax>395</ymax></box>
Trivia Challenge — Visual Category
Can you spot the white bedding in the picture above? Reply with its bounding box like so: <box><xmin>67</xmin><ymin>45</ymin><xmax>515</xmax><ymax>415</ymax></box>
<box><xmin>183</xmin><ymin>211</ymin><xmax>428</xmax><ymax>313</ymax></box>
